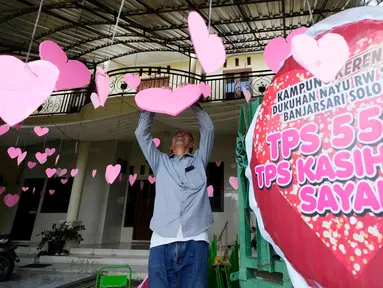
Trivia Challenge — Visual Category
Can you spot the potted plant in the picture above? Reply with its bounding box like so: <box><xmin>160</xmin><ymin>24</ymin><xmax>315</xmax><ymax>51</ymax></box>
<box><xmin>37</xmin><ymin>221</ymin><xmax>85</xmax><ymax>255</ymax></box>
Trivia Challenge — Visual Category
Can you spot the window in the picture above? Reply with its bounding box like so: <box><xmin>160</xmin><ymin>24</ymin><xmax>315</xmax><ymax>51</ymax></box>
<box><xmin>247</xmin><ymin>57</ymin><xmax>251</xmax><ymax>65</ymax></box>
<box><xmin>124</xmin><ymin>181</ymin><xmax>139</xmax><ymax>227</ymax></box>
<box><xmin>41</xmin><ymin>177</ymin><xmax>74</xmax><ymax>213</ymax></box>
<box><xmin>224</xmin><ymin>69</ymin><xmax>252</xmax><ymax>100</ymax></box>
<box><xmin>235</xmin><ymin>58</ymin><xmax>239</xmax><ymax>66</ymax></box>
<box><xmin>129</xmin><ymin>166</ymin><xmax>135</xmax><ymax>175</ymax></box>
<box><xmin>140</xmin><ymin>165</ymin><xmax>146</xmax><ymax>175</ymax></box>
<box><xmin>206</xmin><ymin>162</ymin><xmax>224</xmax><ymax>212</ymax></box>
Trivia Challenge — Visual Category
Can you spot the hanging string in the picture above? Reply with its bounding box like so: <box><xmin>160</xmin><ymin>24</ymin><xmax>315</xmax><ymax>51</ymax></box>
<box><xmin>207</xmin><ymin>0</ymin><xmax>213</xmax><ymax>33</ymax></box>
<box><xmin>25</xmin><ymin>0</ymin><xmax>44</xmax><ymax>63</ymax></box>
<box><xmin>306</xmin><ymin>0</ymin><xmax>315</xmax><ymax>25</ymax></box>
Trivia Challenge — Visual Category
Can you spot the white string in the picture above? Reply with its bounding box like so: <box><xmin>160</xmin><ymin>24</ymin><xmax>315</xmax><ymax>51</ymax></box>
<box><xmin>25</xmin><ymin>0</ymin><xmax>44</xmax><ymax>63</ymax></box>
<box><xmin>104</xmin><ymin>0</ymin><xmax>125</xmax><ymax>63</ymax></box>
<box><xmin>306</xmin><ymin>0</ymin><xmax>315</xmax><ymax>24</ymax></box>
<box><xmin>207</xmin><ymin>0</ymin><xmax>213</xmax><ymax>33</ymax></box>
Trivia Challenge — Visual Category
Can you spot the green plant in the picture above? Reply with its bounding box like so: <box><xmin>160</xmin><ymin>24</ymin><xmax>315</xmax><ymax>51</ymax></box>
<box><xmin>37</xmin><ymin>221</ymin><xmax>85</xmax><ymax>251</ymax></box>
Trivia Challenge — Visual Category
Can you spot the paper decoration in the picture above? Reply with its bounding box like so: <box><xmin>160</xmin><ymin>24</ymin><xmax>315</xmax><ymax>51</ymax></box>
<box><xmin>45</xmin><ymin>147</ymin><xmax>55</xmax><ymax>156</ymax></box>
<box><xmin>61</xmin><ymin>179</ymin><xmax>68</xmax><ymax>184</ymax></box>
<box><xmin>22</xmin><ymin>187</ymin><xmax>29</xmax><ymax>192</ymax></box>
<box><xmin>27</xmin><ymin>161</ymin><xmax>36</xmax><ymax>169</ymax></box>
<box><xmin>45</xmin><ymin>168</ymin><xmax>56</xmax><ymax>178</ymax></box>
<box><xmin>207</xmin><ymin>185</ymin><xmax>214</xmax><ymax>197</ymax></box>
<box><xmin>34</xmin><ymin>126</ymin><xmax>49</xmax><ymax>137</ymax></box>
<box><xmin>0</xmin><ymin>187</ymin><xmax>6</xmax><ymax>195</ymax></box>
<box><xmin>124</xmin><ymin>73</ymin><xmax>141</xmax><ymax>89</ymax></box>
<box><xmin>17</xmin><ymin>151</ymin><xmax>27</xmax><ymax>166</ymax></box>
<box><xmin>135</xmin><ymin>84</ymin><xmax>202</xmax><ymax>116</ymax></box>
<box><xmin>95</xmin><ymin>67</ymin><xmax>110</xmax><ymax>107</ymax></box>
<box><xmin>0</xmin><ymin>56</ymin><xmax>59</xmax><ymax>126</ymax></box>
<box><xmin>14</xmin><ymin>123</ymin><xmax>21</xmax><ymax>131</ymax></box>
<box><xmin>264</xmin><ymin>27</ymin><xmax>307</xmax><ymax>73</ymax></box>
<box><xmin>152</xmin><ymin>138</ymin><xmax>160</xmax><ymax>147</ymax></box>
<box><xmin>39</xmin><ymin>40</ymin><xmax>91</xmax><ymax>91</ymax></box>
<box><xmin>0</xmin><ymin>124</ymin><xmax>10</xmax><ymax>136</ymax></box>
<box><xmin>229</xmin><ymin>176</ymin><xmax>238</xmax><ymax>190</ymax></box>
<box><xmin>148</xmin><ymin>176</ymin><xmax>156</xmax><ymax>184</ymax></box>
<box><xmin>90</xmin><ymin>92</ymin><xmax>101</xmax><ymax>109</ymax></box>
<box><xmin>246</xmin><ymin>14</ymin><xmax>383</xmax><ymax>288</ymax></box>
<box><xmin>242</xmin><ymin>87</ymin><xmax>251</xmax><ymax>103</ymax></box>
<box><xmin>35</xmin><ymin>152</ymin><xmax>47</xmax><ymax>164</ymax></box>
<box><xmin>48</xmin><ymin>189</ymin><xmax>55</xmax><ymax>195</ymax></box>
<box><xmin>105</xmin><ymin>164</ymin><xmax>121</xmax><ymax>184</ymax></box>
<box><xmin>92</xmin><ymin>169</ymin><xmax>97</xmax><ymax>178</ymax></box>
<box><xmin>7</xmin><ymin>147</ymin><xmax>21</xmax><ymax>159</ymax></box>
<box><xmin>140</xmin><ymin>181</ymin><xmax>144</xmax><ymax>191</ymax></box>
<box><xmin>70</xmin><ymin>168</ymin><xmax>78</xmax><ymax>177</ymax></box>
<box><xmin>137</xmin><ymin>276</ymin><xmax>148</xmax><ymax>288</ymax></box>
<box><xmin>231</xmin><ymin>163</ymin><xmax>236</xmax><ymax>168</ymax></box>
<box><xmin>199</xmin><ymin>82</ymin><xmax>211</xmax><ymax>98</ymax></box>
<box><xmin>188</xmin><ymin>12</ymin><xmax>226</xmax><ymax>73</ymax></box>
<box><xmin>215</xmin><ymin>161</ymin><xmax>221</xmax><ymax>167</ymax></box>
<box><xmin>4</xmin><ymin>194</ymin><xmax>19</xmax><ymax>207</ymax></box>
<box><xmin>291</xmin><ymin>33</ymin><xmax>349</xmax><ymax>83</ymax></box>
<box><xmin>55</xmin><ymin>155</ymin><xmax>60</xmax><ymax>165</ymax></box>
<box><xmin>57</xmin><ymin>168</ymin><xmax>67</xmax><ymax>177</ymax></box>
<box><xmin>129</xmin><ymin>174</ymin><xmax>137</xmax><ymax>186</ymax></box>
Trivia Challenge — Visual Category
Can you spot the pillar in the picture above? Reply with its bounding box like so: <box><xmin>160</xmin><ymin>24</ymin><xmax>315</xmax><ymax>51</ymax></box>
<box><xmin>65</xmin><ymin>141</ymin><xmax>90</xmax><ymax>226</ymax></box>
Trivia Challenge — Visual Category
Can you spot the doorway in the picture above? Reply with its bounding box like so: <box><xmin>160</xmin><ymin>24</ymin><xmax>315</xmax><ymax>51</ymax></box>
<box><xmin>11</xmin><ymin>178</ymin><xmax>45</xmax><ymax>241</ymax></box>
<box><xmin>132</xmin><ymin>180</ymin><xmax>156</xmax><ymax>241</ymax></box>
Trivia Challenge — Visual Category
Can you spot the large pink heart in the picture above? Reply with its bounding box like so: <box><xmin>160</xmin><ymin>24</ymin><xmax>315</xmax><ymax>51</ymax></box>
<box><xmin>0</xmin><ymin>56</ymin><xmax>59</xmax><ymax>126</ymax></box>
<box><xmin>4</xmin><ymin>194</ymin><xmax>19</xmax><ymax>207</ymax></box>
<box><xmin>45</xmin><ymin>168</ymin><xmax>57</xmax><ymax>178</ymax></box>
<box><xmin>95</xmin><ymin>67</ymin><xmax>110</xmax><ymax>107</ymax></box>
<box><xmin>105</xmin><ymin>164</ymin><xmax>121</xmax><ymax>184</ymax></box>
<box><xmin>291</xmin><ymin>33</ymin><xmax>350</xmax><ymax>83</ymax></box>
<box><xmin>39</xmin><ymin>40</ymin><xmax>91</xmax><ymax>91</ymax></box>
<box><xmin>188</xmin><ymin>12</ymin><xmax>226</xmax><ymax>73</ymax></box>
<box><xmin>7</xmin><ymin>147</ymin><xmax>21</xmax><ymax>159</ymax></box>
<box><xmin>264</xmin><ymin>27</ymin><xmax>307</xmax><ymax>72</ymax></box>
<box><xmin>124</xmin><ymin>73</ymin><xmax>141</xmax><ymax>89</ymax></box>
<box><xmin>35</xmin><ymin>152</ymin><xmax>47</xmax><ymax>164</ymax></box>
<box><xmin>135</xmin><ymin>84</ymin><xmax>202</xmax><ymax>116</ymax></box>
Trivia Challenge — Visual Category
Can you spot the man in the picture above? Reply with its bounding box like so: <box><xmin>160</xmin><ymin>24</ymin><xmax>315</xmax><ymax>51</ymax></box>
<box><xmin>135</xmin><ymin>102</ymin><xmax>214</xmax><ymax>288</ymax></box>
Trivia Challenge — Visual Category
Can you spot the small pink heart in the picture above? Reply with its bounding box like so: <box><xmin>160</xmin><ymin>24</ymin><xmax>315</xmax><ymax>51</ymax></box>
<box><xmin>90</xmin><ymin>92</ymin><xmax>100</xmax><ymax>109</ymax></box>
<box><xmin>264</xmin><ymin>27</ymin><xmax>307</xmax><ymax>72</ymax></box>
<box><xmin>22</xmin><ymin>187</ymin><xmax>29</xmax><ymax>192</ymax></box>
<box><xmin>242</xmin><ymin>87</ymin><xmax>251</xmax><ymax>103</ymax></box>
<box><xmin>61</xmin><ymin>179</ymin><xmax>68</xmax><ymax>184</ymax></box>
<box><xmin>95</xmin><ymin>67</ymin><xmax>110</xmax><ymax>107</ymax></box>
<box><xmin>140</xmin><ymin>181</ymin><xmax>144</xmax><ymax>191</ymax></box>
<box><xmin>215</xmin><ymin>161</ymin><xmax>222</xmax><ymax>167</ymax></box>
<box><xmin>207</xmin><ymin>185</ymin><xmax>214</xmax><ymax>197</ymax></box>
<box><xmin>231</xmin><ymin>163</ymin><xmax>236</xmax><ymax>169</ymax></box>
<box><xmin>119</xmin><ymin>174</ymin><xmax>123</xmax><ymax>182</ymax></box>
<box><xmin>188</xmin><ymin>12</ymin><xmax>226</xmax><ymax>73</ymax></box>
<box><xmin>152</xmin><ymin>138</ymin><xmax>160</xmax><ymax>147</ymax></box>
<box><xmin>129</xmin><ymin>174</ymin><xmax>137</xmax><ymax>186</ymax></box>
<box><xmin>124</xmin><ymin>73</ymin><xmax>141</xmax><ymax>89</ymax></box>
<box><xmin>291</xmin><ymin>33</ymin><xmax>350</xmax><ymax>83</ymax></box>
<box><xmin>45</xmin><ymin>168</ymin><xmax>57</xmax><ymax>178</ymax></box>
<box><xmin>55</xmin><ymin>154</ymin><xmax>60</xmax><ymax>165</ymax></box>
<box><xmin>0</xmin><ymin>56</ymin><xmax>59</xmax><ymax>126</ymax></box>
<box><xmin>148</xmin><ymin>176</ymin><xmax>156</xmax><ymax>184</ymax></box>
<box><xmin>0</xmin><ymin>124</ymin><xmax>10</xmax><ymax>136</ymax></box>
<box><xmin>135</xmin><ymin>84</ymin><xmax>202</xmax><ymax>116</ymax></box>
<box><xmin>0</xmin><ymin>187</ymin><xmax>6</xmax><ymax>195</ymax></box>
<box><xmin>92</xmin><ymin>169</ymin><xmax>97</xmax><ymax>178</ymax></box>
<box><xmin>45</xmin><ymin>147</ymin><xmax>55</xmax><ymax>156</ymax></box>
<box><xmin>35</xmin><ymin>152</ymin><xmax>48</xmax><ymax>164</ymax></box>
<box><xmin>70</xmin><ymin>168</ymin><xmax>78</xmax><ymax>177</ymax></box>
<box><xmin>57</xmin><ymin>168</ymin><xmax>67</xmax><ymax>177</ymax></box>
<box><xmin>7</xmin><ymin>147</ymin><xmax>21</xmax><ymax>159</ymax></box>
<box><xmin>48</xmin><ymin>189</ymin><xmax>55</xmax><ymax>195</ymax></box>
<box><xmin>4</xmin><ymin>194</ymin><xmax>19</xmax><ymax>207</ymax></box>
<box><xmin>105</xmin><ymin>164</ymin><xmax>121</xmax><ymax>184</ymax></box>
<box><xmin>27</xmin><ymin>161</ymin><xmax>36</xmax><ymax>169</ymax></box>
<box><xmin>199</xmin><ymin>82</ymin><xmax>211</xmax><ymax>98</ymax></box>
<box><xmin>17</xmin><ymin>151</ymin><xmax>27</xmax><ymax>166</ymax></box>
<box><xmin>229</xmin><ymin>176</ymin><xmax>238</xmax><ymax>190</ymax></box>
<box><xmin>34</xmin><ymin>126</ymin><xmax>49</xmax><ymax>137</ymax></box>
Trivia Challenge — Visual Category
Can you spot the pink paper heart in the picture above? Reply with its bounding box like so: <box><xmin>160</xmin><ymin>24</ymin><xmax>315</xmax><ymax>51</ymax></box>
<box><xmin>70</xmin><ymin>168</ymin><xmax>78</xmax><ymax>177</ymax></box>
<box><xmin>242</xmin><ymin>87</ymin><xmax>251</xmax><ymax>103</ymax></box>
<box><xmin>35</xmin><ymin>152</ymin><xmax>47</xmax><ymax>164</ymax></box>
<box><xmin>14</xmin><ymin>123</ymin><xmax>21</xmax><ymax>131</ymax></box>
<box><xmin>105</xmin><ymin>164</ymin><xmax>121</xmax><ymax>184</ymax></box>
<box><xmin>27</xmin><ymin>161</ymin><xmax>36</xmax><ymax>169</ymax></box>
<box><xmin>264</xmin><ymin>27</ymin><xmax>307</xmax><ymax>72</ymax></box>
<box><xmin>4</xmin><ymin>194</ymin><xmax>19</xmax><ymax>207</ymax></box>
<box><xmin>215</xmin><ymin>161</ymin><xmax>222</xmax><ymax>167</ymax></box>
<box><xmin>45</xmin><ymin>147</ymin><xmax>55</xmax><ymax>156</ymax></box>
<box><xmin>7</xmin><ymin>147</ymin><xmax>21</xmax><ymax>159</ymax></box>
<box><xmin>57</xmin><ymin>168</ymin><xmax>67</xmax><ymax>177</ymax></box>
<box><xmin>229</xmin><ymin>176</ymin><xmax>238</xmax><ymax>190</ymax></box>
<box><xmin>22</xmin><ymin>187</ymin><xmax>29</xmax><ymax>192</ymax></box>
<box><xmin>140</xmin><ymin>181</ymin><xmax>144</xmax><ymax>191</ymax></box>
<box><xmin>95</xmin><ymin>67</ymin><xmax>110</xmax><ymax>107</ymax></box>
<box><xmin>0</xmin><ymin>187</ymin><xmax>6</xmax><ymax>195</ymax></box>
<box><xmin>291</xmin><ymin>33</ymin><xmax>350</xmax><ymax>83</ymax></box>
<box><xmin>207</xmin><ymin>185</ymin><xmax>214</xmax><ymax>197</ymax></box>
<box><xmin>129</xmin><ymin>174</ymin><xmax>137</xmax><ymax>186</ymax></box>
<box><xmin>61</xmin><ymin>179</ymin><xmax>68</xmax><ymax>184</ymax></box>
<box><xmin>49</xmin><ymin>189</ymin><xmax>55</xmax><ymax>195</ymax></box>
<box><xmin>55</xmin><ymin>154</ymin><xmax>60</xmax><ymax>165</ymax></box>
<box><xmin>90</xmin><ymin>92</ymin><xmax>100</xmax><ymax>109</ymax></box>
<box><xmin>34</xmin><ymin>126</ymin><xmax>49</xmax><ymax>137</ymax></box>
<box><xmin>148</xmin><ymin>176</ymin><xmax>156</xmax><ymax>184</ymax></box>
<box><xmin>0</xmin><ymin>124</ymin><xmax>10</xmax><ymax>136</ymax></box>
<box><xmin>17</xmin><ymin>151</ymin><xmax>27</xmax><ymax>166</ymax></box>
<box><xmin>92</xmin><ymin>169</ymin><xmax>97</xmax><ymax>178</ymax></box>
<box><xmin>152</xmin><ymin>138</ymin><xmax>160</xmax><ymax>147</ymax></box>
<box><xmin>231</xmin><ymin>163</ymin><xmax>236</xmax><ymax>169</ymax></box>
<box><xmin>188</xmin><ymin>12</ymin><xmax>226</xmax><ymax>73</ymax></box>
<box><xmin>199</xmin><ymin>82</ymin><xmax>211</xmax><ymax>98</ymax></box>
<box><xmin>39</xmin><ymin>40</ymin><xmax>91</xmax><ymax>91</ymax></box>
<box><xmin>124</xmin><ymin>73</ymin><xmax>141</xmax><ymax>89</ymax></box>
<box><xmin>0</xmin><ymin>56</ymin><xmax>59</xmax><ymax>126</ymax></box>
<box><xmin>45</xmin><ymin>168</ymin><xmax>57</xmax><ymax>178</ymax></box>
<box><xmin>137</xmin><ymin>276</ymin><xmax>148</xmax><ymax>288</ymax></box>
<box><xmin>135</xmin><ymin>84</ymin><xmax>202</xmax><ymax>116</ymax></box>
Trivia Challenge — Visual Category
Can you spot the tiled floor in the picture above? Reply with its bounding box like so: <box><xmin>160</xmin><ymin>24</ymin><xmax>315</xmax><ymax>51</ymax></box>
<box><xmin>0</xmin><ymin>270</ymin><xmax>93</xmax><ymax>288</ymax></box>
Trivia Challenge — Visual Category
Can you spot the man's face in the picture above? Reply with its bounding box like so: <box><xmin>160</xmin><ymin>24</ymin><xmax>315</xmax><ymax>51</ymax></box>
<box><xmin>171</xmin><ymin>130</ymin><xmax>194</xmax><ymax>153</ymax></box>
